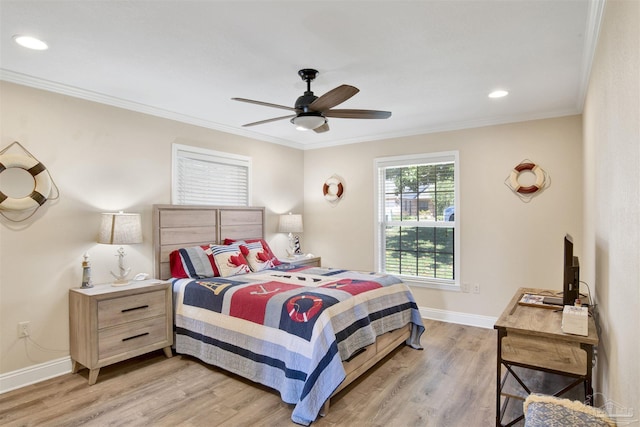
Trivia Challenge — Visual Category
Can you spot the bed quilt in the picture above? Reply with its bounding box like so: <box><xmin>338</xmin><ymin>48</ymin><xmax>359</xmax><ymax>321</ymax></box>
<box><xmin>172</xmin><ymin>265</ymin><xmax>425</xmax><ymax>425</ymax></box>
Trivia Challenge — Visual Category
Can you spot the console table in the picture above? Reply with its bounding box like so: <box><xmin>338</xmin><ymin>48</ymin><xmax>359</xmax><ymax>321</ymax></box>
<box><xmin>494</xmin><ymin>287</ymin><xmax>599</xmax><ymax>427</ymax></box>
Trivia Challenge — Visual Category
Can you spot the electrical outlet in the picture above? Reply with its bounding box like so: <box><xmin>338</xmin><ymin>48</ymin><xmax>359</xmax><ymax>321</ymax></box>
<box><xmin>18</xmin><ymin>321</ymin><xmax>30</xmax><ymax>338</ymax></box>
<box><xmin>473</xmin><ymin>283</ymin><xmax>480</xmax><ymax>294</ymax></box>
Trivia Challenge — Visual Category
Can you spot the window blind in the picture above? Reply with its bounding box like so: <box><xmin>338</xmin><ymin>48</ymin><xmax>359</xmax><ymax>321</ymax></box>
<box><xmin>172</xmin><ymin>144</ymin><xmax>251</xmax><ymax>206</ymax></box>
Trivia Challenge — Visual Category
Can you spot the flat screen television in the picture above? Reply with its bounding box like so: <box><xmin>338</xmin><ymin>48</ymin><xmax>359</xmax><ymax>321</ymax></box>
<box><xmin>563</xmin><ymin>234</ymin><xmax>580</xmax><ymax>305</ymax></box>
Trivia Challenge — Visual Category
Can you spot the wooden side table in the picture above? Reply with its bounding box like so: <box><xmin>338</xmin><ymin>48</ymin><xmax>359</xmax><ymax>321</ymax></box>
<box><xmin>278</xmin><ymin>255</ymin><xmax>321</xmax><ymax>268</ymax></box>
<box><xmin>494</xmin><ymin>287</ymin><xmax>599</xmax><ymax>426</ymax></box>
<box><xmin>69</xmin><ymin>279</ymin><xmax>173</xmax><ymax>385</ymax></box>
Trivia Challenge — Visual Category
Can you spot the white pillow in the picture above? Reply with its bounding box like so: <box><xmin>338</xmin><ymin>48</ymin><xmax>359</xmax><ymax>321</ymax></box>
<box><xmin>210</xmin><ymin>244</ymin><xmax>251</xmax><ymax>277</ymax></box>
<box><xmin>241</xmin><ymin>241</ymin><xmax>275</xmax><ymax>272</ymax></box>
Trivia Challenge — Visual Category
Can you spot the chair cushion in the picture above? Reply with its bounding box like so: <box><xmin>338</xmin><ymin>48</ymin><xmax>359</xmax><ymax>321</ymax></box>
<box><xmin>524</xmin><ymin>394</ymin><xmax>616</xmax><ymax>427</ymax></box>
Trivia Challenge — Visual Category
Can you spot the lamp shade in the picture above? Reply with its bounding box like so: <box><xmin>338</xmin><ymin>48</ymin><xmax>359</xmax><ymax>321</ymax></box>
<box><xmin>278</xmin><ymin>213</ymin><xmax>303</xmax><ymax>233</ymax></box>
<box><xmin>98</xmin><ymin>212</ymin><xmax>143</xmax><ymax>245</ymax></box>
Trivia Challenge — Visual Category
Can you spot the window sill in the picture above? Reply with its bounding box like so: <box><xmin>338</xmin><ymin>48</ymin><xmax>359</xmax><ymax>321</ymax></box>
<box><xmin>395</xmin><ymin>276</ymin><xmax>461</xmax><ymax>292</ymax></box>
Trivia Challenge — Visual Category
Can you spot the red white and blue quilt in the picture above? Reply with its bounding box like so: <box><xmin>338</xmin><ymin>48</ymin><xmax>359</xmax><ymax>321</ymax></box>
<box><xmin>172</xmin><ymin>265</ymin><xmax>424</xmax><ymax>425</ymax></box>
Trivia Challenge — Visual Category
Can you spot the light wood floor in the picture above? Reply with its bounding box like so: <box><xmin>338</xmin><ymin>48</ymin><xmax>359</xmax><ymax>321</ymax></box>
<box><xmin>0</xmin><ymin>320</ymin><xmax>583</xmax><ymax>426</ymax></box>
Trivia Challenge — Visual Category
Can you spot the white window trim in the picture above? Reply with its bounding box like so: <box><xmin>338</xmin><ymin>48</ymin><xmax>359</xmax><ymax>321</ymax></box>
<box><xmin>373</xmin><ymin>151</ymin><xmax>460</xmax><ymax>290</ymax></box>
<box><xmin>171</xmin><ymin>143</ymin><xmax>252</xmax><ymax>206</ymax></box>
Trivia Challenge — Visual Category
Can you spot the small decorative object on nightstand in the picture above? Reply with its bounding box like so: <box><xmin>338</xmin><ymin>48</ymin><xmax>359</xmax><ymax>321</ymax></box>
<box><xmin>81</xmin><ymin>253</ymin><xmax>92</xmax><ymax>288</ymax></box>
<box><xmin>69</xmin><ymin>279</ymin><xmax>173</xmax><ymax>385</ymax></box>
<box><xmin>278</xmin><ymin>255</ymin><xmax>321</xmax><ymax>268</ymax></box>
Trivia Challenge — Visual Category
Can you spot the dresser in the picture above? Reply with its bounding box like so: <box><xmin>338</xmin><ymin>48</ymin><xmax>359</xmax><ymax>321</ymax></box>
<box><xmin>69</xmin><ymin>280</ymin><xmax>173</xmax><ymax>385</ymax></box>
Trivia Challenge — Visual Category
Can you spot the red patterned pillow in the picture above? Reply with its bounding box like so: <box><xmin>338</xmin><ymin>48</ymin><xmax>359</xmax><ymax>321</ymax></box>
<box><xmin>210</xmin><ymin>244</ymin><xmax>251</xmax><ymax>277</ymax></box>
<box><xmin>169</xmin><ymin>245</ymin><xmax>219</xmax><ymax>278</ymax></box>
<box><xmin>224</xmin><ymin>238</ymin><xmax>281</xmax><ymax>266</ymax></box>
<box><xmin>240</xmin><ymin>241</ymin><xmax>276</xmax><ymax>272</ymax></box>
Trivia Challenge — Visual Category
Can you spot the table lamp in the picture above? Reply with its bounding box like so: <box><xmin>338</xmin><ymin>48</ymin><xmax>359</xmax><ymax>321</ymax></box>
<box><xmin>97</xmin><ymin>211</ymin><xmax>142</xmax><ymax>285</ymax></box>
<box><xmin>278</xmin><ymin>212</ymin><xmax>303</xmax><ymax>257</ymax></box>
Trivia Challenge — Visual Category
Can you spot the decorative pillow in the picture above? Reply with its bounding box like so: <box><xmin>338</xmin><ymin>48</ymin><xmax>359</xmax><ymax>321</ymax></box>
<box><xmin>224</xmin><ymin>238</ymin><xmax>281</xmax><ymax>266</ymax></box>
<box><xmin>210</xmin><ymin>244</ymin><xmax>251</xmax><ymax>277</ymax></box>
<box><xmin>169</xmin><ymin>245</ymin><xmax>219</xmax><ymax>279</ymax></box>
<box><xmin>241</xmin><ymin>241</ymin><xmax>276</xmax><ymax>272</ymax></box>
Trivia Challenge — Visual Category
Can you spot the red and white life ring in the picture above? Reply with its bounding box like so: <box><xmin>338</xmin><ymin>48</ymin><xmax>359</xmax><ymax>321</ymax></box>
<box><xmin>323</xmin><ymin>176</ymin><xmax>344</xmax><ymax>202</ymax></box>
<box><xmin>509</xmin><ymin>162</ymin><xmax>545</xmax><ymax>194</ymax></box>
<box><xmin>0</xmin><ymin>154</ymin><xmax>52</xmax><ymax>211</ymax></box>
<box><xmin>286</xmin><ymin>295</ymin><xmax>323</xmax><ymax>323</ymax></box>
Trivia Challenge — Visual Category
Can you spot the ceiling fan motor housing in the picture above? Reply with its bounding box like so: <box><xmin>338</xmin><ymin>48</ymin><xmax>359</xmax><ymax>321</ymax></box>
<box><xmin>295</xmin><ymin>93</ymin><xmax>319</xmax><ymax>111</ymax></box>
<box><xmin>296</xmin><ymin>69</ymin><xmax>320</xmax><ymax>111</ymax></box>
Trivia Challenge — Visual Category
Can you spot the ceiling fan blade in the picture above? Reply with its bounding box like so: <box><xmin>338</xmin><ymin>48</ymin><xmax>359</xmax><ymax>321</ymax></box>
<box><xmin>324</xmin><ymin>109</ymin><xmax>392</xmax><ymax>119</ymax></box>
<box><xmin>232</xmin><ymin>97</ymin><xmax>296</xmax><ymax>112</ymax></box>
<box><xmin>313</xmin><ymin>122</ymin><xmax>330</xmax><ymax>133</ymax></box>
<box><xmin>309</xmin><ymin>85</ymin><xmax>359</xmax><ymax>112</ymax></box>
<box><xmin>242</xmin><ymin>115</ymin><xmax>296</xmax><ymax>127</ymax></box>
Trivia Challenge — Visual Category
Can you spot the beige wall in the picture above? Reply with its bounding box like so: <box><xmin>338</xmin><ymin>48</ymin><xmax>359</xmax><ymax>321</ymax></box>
<box><xmin>583</xmin><ymin>0</ymin><xmax>639</xmax><ymax>414</ymax></box>
<box><xmin>0</xmin><ymin>82</ymin><xmax>303</xmax><ymax>374</ymax></box>
<box><xmin>303</xmin><ymin>116</ymin><xmax>583</xmax><ymax>317</ymax></box>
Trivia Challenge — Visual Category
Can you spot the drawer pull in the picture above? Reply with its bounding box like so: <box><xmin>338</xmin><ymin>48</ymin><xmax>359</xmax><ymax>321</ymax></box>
<box><xmin>122</xmin><ymin>332</ymin><xmax>149</xmax><ymax>342</ymax></box>
<box><xmin>121</xmin><ymin>305</ymin><xmax>149</xmax><ymax>313</ymax></box>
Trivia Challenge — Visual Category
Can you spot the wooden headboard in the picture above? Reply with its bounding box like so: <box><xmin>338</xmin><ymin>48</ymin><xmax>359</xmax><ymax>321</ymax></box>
<box><xmin>152</xmin><ymin>204</ymin><xmax>265</xmax><ymax>280</ymax></box>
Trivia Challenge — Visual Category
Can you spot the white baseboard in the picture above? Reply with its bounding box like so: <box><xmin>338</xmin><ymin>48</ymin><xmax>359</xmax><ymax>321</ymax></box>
<box><xmin>0</xmin><ymin>308</ymin><xmax>494</xmax><ymax>394</ymax></box>
<box><xmin>420</xmin><ymin>306</ymin><xmax>498</xmax><ymax>329</ymax></box>
<box><xmin>0</xmin><ymin>356</ymin><xmax>72</xmax><ymax>394</ymax></box>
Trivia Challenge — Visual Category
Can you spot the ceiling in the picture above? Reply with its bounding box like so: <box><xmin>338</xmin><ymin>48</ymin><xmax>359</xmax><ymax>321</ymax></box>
<box><xmin>0</xmin><ymin>1</ymin><xmax>604</xmax><ymax>150</ymax></box>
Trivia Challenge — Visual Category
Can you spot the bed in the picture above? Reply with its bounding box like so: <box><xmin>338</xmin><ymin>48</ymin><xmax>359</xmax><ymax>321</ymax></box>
<box><xmin>153</xmin><ymin>204</ymin><xmax>425</xmax><ymax>425</ymax></box>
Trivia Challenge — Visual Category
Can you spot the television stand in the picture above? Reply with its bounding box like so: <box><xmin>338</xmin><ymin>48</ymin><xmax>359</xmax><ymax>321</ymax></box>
<box><xmin>494</xmin><ymin>287</ymin><xmax>599</xmax><ymax>427</ymax></box>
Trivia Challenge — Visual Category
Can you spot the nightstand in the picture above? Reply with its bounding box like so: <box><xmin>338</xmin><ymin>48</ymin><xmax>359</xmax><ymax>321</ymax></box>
<box><xmin>278</xmin><ymin>255</ymin><xmax>321</xmax><ymax>267</ymax></box>
<box><xmin>69</xmin><ymin>279</ymin><xmax>173</xmax><ymax>385</ymax></box>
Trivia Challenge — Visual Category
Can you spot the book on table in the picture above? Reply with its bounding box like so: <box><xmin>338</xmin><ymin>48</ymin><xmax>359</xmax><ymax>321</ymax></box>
<box><xmin>518</xmin><ymin>293</ymin><xmax>563</xmax><ymax>309</ymax></box>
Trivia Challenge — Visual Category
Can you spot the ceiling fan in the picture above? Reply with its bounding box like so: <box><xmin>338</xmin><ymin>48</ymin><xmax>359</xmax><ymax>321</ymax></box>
<box><xmin>232</xmin><ymin>68</ymin><xmax>391</xmax><ymax>133</ymax></box>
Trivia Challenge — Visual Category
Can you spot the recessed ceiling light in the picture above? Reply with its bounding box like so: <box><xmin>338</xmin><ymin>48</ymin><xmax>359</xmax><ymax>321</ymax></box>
<box><xmin>13</xmin><ymin>35</ymin><xmax>48</xmax><ymax>50</ymax></box>
<box><xmin>489</xmin><ymin>90</ymin><xmax>509</xmax><ymax>98</ymax></box>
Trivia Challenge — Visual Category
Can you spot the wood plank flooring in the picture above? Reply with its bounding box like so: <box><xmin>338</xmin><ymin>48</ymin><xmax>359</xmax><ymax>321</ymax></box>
<box><xmin>0</xmin><ymin>320</ymin><xmax>584</xmax><ymax>426</ymax></box>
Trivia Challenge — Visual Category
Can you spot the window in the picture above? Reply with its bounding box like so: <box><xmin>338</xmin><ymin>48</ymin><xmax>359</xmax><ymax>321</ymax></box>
<box><xmin>172</xmin><ymin>144</ymin><xmax>251</xmax><ymax>206</ymax></box>
<box><xmin>374</xmin><ymin>151</ymin><xmax>459</xmax><ymax>288</ymax></box>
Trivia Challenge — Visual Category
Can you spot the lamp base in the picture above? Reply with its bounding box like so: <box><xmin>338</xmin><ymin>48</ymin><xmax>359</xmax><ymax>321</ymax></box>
<box><xmin>111</xmin><ymin>278</ymin><xmax>130</xmax><ymax>287</ymax></box>
<box><xmin>110</xmin><ymin>247</ymin><xmax>131</xmax><ymax>286</ymax></box>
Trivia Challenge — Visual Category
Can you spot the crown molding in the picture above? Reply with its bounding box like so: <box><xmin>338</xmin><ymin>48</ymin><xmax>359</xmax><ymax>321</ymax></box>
<box><xmin>575</xmin><ymin>0</ymin><xmax>607</xmax><ymax>110</ymax></box>
<box><xmin>0</xmin><ymin>69</ymin><xmax>305</xmax><ymax>150</ymax></box>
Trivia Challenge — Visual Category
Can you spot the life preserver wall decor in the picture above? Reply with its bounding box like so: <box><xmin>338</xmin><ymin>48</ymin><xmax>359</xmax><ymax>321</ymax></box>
<box><xmin>504</xmin><ymin>159</ymin><xmax>550</xmax><ymax>202</ymax></box>
<box><xmin>0</xmin><ymin>141</ymin><xmax>59</xmax><ymax>222</ymax></box>
<box><xmin>323</xmin><ymin>174</ymin><xmax>344</xmax><ymax>204</ymax></box>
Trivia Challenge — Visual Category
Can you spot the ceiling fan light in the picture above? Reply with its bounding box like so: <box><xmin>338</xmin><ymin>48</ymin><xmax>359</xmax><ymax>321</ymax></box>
<box><xmin>291</xmin><ymin>114</ymin><xmax>326</xmax><ymax>131</ymax></box>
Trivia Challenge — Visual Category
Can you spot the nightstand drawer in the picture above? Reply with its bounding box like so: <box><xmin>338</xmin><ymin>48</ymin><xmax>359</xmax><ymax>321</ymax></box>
<box><xmin>98</xmin><ymin>290</ymin><xmax>166</xmax><ymax>328</ymax></box>
<box><xmin>98</xmin><ymin>316</ymin><xmax>168</xmax><ymax>359</ymax></box>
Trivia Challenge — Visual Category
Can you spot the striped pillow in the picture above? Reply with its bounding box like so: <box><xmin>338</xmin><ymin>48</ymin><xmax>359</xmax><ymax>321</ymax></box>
<box><xmin>169</xmin><ymin>245</ymin><xmax>219</xmax><ymax>279</ymax></box>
